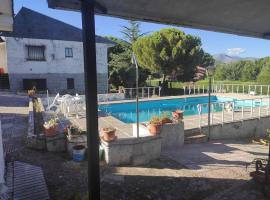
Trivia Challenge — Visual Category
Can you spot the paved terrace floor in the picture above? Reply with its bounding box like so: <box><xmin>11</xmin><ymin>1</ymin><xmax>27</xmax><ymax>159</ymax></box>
<box><xmin>103</xmin><ymin>140</ymin><xmax>270</xmax><ymax>199</ymax></box>
<box><xmin>71</xmin><ymin>93</ymin><xmax>268</xmax><ymax>138</ymax></box>
<box><xmin>1</xmin><ymin>93</ymin><xmax>269</xmax><ymax>199</ymax></box>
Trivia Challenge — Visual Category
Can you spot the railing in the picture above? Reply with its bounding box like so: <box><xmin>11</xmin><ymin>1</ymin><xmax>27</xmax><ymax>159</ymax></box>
<box><xmin>182</xmin><ymin>84</ymin><xmax>270</xmax><ymax>96</ymax></box>
<box><xmin>195</xmin><ymin>96</ymin><xmax>270</xmax><ymax>129</ymax></box>
<box><xmin>121</xmin><ymin>86</ymin><xmax>161</xmax><ymax>99</ymax></box>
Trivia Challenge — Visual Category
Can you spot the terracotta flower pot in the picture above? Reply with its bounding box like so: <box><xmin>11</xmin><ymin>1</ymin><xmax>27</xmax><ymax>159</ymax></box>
<box><xmin>161</xmin><ymin>117</ymin><xmax>173</xmax><ymax>125</ymax></box>
<box><xmin>67</xmin><ymin>126</ymin><xmax>79</xmax><ymax>138</ymax></box>
<box><xmin>44</xmin><ymin>125</ymin><xmax>57</xmax><ymax>136</ymax></box>
<box><xmin>148</xmin><ymin>123</ymin><xmax>162</xmax><ymax>136</ymax></box>
<box><xmin>101</xmin><ymin>128</ymin><xmax>117</xmax><ymax>142</ymax></box>
<box><xmin>172</xmin><ymin>110</ymin><xmax>184</xmax><ymax>120</ymax></box>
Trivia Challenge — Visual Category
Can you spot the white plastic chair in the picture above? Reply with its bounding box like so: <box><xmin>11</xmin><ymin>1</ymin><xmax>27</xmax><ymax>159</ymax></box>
<box><xmin>46</xmin><ymin>93</ymin><xmax>60</xmax><ymax>112</ymax></box>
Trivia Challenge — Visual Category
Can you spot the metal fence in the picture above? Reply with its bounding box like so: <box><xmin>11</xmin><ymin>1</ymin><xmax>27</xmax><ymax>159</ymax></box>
<box><xmin>194</xmin><ymin>96</ymin><xmax>270</xmax><ymax>129</ymax></box>
<box><xmin>122</xmin><ymin>86</ymin><xmax>161</xmax><ymax>99</ymax></box>
<box><xmin>183</xmin><ymin>84</ymin><xmax>270</xmax><ymax>96</ymax></box>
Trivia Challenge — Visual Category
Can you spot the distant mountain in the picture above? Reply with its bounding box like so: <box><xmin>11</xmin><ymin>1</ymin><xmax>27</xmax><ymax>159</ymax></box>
<box><xmin>213</xmin><ymin>53</ymin><xmax>257</xmax><ymax>64</ymax></box>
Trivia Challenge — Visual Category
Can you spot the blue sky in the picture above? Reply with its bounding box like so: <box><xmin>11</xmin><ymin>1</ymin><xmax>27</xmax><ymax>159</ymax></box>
<box><xmin>14</xmin><ymin>0</ymin><xmax>270</xmax><ymax>58</ymax></box>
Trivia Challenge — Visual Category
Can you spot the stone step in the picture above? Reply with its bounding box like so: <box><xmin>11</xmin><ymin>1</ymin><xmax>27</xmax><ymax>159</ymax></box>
<box><xmin>185</xmin><ymin>134</ymin><xmax>207</xmax><ymax>144</ymax></box>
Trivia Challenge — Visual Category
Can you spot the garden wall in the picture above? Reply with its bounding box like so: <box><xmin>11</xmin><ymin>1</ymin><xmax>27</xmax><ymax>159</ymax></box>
<box><xmin>26</xmin><ymin>98</ymin><xmax>46</xmax><ymax>150</ymax></box>
<box><xmin>98</xmin><ymin>93</ymin><xmax>125</xmax><ymax>102</ymax></box>
<box><xmin>103</xmin><ymin>122</ymin><xmax>184</xmax><ymax>166</ymax></box>
<box><xmin>101</xmin><ymin>136</ymin><xmax>162</xmax><ymax>166</ymax></box>
<box><xmin>133</xmin><ymin>122</ymin><xmax>184</xmax><ymax>151</ymax></box>
<box><xmin>187</xmin><ymin>116</ymin><xmax>270</xmax><ymax>140</ymax></box>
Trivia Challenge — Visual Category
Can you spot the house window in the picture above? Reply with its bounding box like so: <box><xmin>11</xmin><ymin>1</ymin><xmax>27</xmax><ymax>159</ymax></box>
<box><xmin>27</xmin><ymin>45</ymin><xmax>45</xmax><ymax>61</ymax></box>
<box><xmin>65</xmin><ymin>48</ymin><xmax>73</xmax><ymax>57</ymax></box>
<box><xmin>67</xmin><ymin>78</ymin><xmax>75</xmax><ymax>90</ymax></box>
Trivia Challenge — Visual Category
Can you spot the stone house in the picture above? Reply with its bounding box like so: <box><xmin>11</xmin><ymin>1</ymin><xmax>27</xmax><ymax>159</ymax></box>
<box><xmin>0</xmin><ymin>7</ymin><xmax>114</xmax><ymax>93</ymax></box>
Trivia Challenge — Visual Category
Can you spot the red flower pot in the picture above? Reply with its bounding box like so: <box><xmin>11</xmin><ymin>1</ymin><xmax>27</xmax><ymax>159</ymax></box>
<box><xmin>161</xmin><ymin>117</ymin><xmax>173</xmax><ymax>125</ymax></box>
<box><xmin>44</xmin><ymin>126</ymin><xmax>57</xmax><ymax>136</ymax></box>
<box><xmin>148</xmin><ymin>123</ymin><xmax>162</xmax><ymax>136</ymax></box>
<box><xmin>172</xmin><ymin>110</ymin><xmax>184</xmax><ymax>120</ymax></box>
<box><xmin>101</xmin><ymin>128</ymin><xmax>117</xmax><ymax>142</ymax></box>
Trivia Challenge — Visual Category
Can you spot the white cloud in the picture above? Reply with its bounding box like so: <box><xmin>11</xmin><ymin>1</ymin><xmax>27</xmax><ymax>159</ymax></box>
<box><xmin>227</xmin><ymin>48</ymin><xmax>246</xmax><ymax>56</ymax></box>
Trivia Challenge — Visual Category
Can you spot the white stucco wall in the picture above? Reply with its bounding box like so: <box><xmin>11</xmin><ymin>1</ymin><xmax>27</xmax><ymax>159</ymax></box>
<box><xmin>5</xmin><ymin>37</ymin><xmax>108</xmax><ymax>74</ymax></box>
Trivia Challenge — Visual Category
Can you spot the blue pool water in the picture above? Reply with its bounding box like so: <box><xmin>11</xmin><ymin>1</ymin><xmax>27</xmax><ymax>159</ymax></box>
<box><xmin>99</xmin><ymin>96</ymin><xmax>267</xmax><ymax>123</ymax></box>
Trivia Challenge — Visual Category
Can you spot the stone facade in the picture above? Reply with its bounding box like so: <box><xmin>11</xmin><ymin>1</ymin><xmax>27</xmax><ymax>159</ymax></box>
<box><xmin>4</xmin><ymin>37</ymin><xmax>111</xmax><ymax>94</ymax></box>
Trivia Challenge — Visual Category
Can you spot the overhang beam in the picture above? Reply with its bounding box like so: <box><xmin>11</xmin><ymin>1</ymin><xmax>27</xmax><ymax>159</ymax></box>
<box><xmin>47</xmin><ymin>0</ymin><xmax>107</xmax><ymax>14</ymax></box>
<box><xmin>48</xmin><ymin>0</ymin><xmax>270</xmax><ymax>40</ymax></box>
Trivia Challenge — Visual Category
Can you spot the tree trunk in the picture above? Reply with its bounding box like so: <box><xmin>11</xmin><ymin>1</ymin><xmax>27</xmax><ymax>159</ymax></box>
<box><xmin>161</xmin><ymin>74</ymin><xmax>168</xmax><ymax>96</ymax></box>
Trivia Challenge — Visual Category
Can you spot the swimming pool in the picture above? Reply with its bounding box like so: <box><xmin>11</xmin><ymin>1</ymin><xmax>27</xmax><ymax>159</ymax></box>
<box><xmin>98</xmin><ymin>96</ymin><xmax>267</xmax><ymax>123</ymax></box>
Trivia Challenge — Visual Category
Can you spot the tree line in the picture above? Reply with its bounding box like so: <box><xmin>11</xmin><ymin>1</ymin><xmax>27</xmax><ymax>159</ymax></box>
<box><xmin>106</xmin><ymin>21</ymin><xmax>214</xmax><ymax>90</ymax></box>
<box><xmin>214</xmin><ymin>57</ymin><xmax>270</xmax><ymax>84</ymax></box>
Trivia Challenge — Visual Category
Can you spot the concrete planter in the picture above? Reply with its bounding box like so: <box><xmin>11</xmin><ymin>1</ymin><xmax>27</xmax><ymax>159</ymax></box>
<box><xmin>46</xmin><ymin>133</ymin><xmax>66</xmax><ymax>152</ymax></box>
<box><xmin>27</xmin><ymin>98</ymin><xmax>46</xmax><ymax>150</ymax></box>
<box><xmin>160</xmin><ymin>122</ymin><xmax>184</xmax><ymax>151</ymax></box>
<box><xmin>133</xmin><ymin>122</ymin><xmax>184</xmax><ymax>151</ymax></box>
<box><xmin>101</xmin><ymin>136</ymin><xmax>162</xmax><ymax>166</ymax></box>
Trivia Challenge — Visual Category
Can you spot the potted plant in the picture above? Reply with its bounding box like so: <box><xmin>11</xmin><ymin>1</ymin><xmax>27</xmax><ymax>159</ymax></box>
<box><xmin>148</xmin><ymin>116</ymin><xmax>162</xmax><ymax>136</ymax></box>
<box><xmin>101</xmin><ymin>127</ymin><xmax>117</xmax><ymax>142</ymax></box>
<box><xmin>161</xmin><ymin>112</ymin><xmax>173</xmax><ymax>125</ymax></box>
<box><xmin>28</xmin><ymin>89</ymin><xmax>36</xmax><ymax>97</ymax></box>
<box><xmin>172</xmin><ymin>110</ymin><xmax>184</xmax><ymax>121</ymax></box>
<box><xmin>66</xmin><ymin>125</ymin><xmax>84</xmax><ymax>139</ymax></box>
<box><xmin>28</xmin><ymin>86</ymin><xmax>37</xmax><ymax>97</ymax></box>
<box><xmin>43</xmin><ymin>118</ymin><xmax>58</xmax><ymax>136</ymax></box>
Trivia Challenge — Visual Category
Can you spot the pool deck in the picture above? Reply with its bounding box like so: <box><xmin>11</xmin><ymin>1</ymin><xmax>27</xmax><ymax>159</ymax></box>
<box><xmin>70</xmin><ymin>93</ymin><xmax>269</xmax><ymax>138</ymax></box>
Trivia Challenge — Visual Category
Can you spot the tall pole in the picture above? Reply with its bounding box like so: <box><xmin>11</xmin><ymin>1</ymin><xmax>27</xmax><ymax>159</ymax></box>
<box><xmin>81</xmin><ymin>1</ymin><xmax>100</xmax><ymax>199</ymax></box>
<box><xmin>132</xmin><ymin>53</ymin><xmax>140</xmax><ymax>138</ymax></box>
<box><xmin>208</xmin><ymin>77</ymin><xmax>212</xmax><ymax>141</ymax></box>
<box><xmin>268</xmin><ymin>140</ymin><xmax>270</xmax><ymax>165</ymax></box>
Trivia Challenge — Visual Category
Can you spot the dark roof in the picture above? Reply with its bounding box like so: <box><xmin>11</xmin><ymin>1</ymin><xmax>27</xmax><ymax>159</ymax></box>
<box><xmin>3</xmin><ymin>7</ymin><xmax>114</xmax><ymax>44</ymax></box>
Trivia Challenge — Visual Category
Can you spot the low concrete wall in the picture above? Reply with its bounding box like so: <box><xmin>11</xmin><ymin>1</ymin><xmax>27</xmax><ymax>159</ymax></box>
<box><xmin>26</xmin><ymin>98</ymin><xmax>46</xmax><ymax>150</ymax></box>
<box><xmin>160</xmin><ymin>122</ymin><xmax>184</xmax><ymax>151</ymax></box>
<box><xmin>101</xmin><ymin>136</ymin><xmax>161</xmax><ymax>166</ymax></box>
<box><xmin>28</xmin><ymin>99</ymin><xmax>34</xmax><ymax>137</ymax></box>
<box><xmin>133</xmin><ymin>122</ymin><xmax>185</xmax><ymax>151</ymax></box>
<box><xmin>194</xmin><ymin>116</ymin><xmax>270</xmax><ymax>140</ymax></box>
<box><xmin>98</xmin><ymin>93</ymin><xmax>125</xmax><ymax>102</ymax></box>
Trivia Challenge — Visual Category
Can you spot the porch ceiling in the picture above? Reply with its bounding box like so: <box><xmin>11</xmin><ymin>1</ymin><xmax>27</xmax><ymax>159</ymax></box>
<box><xmin>0</xmin><ymin>0</ymin><xmax>13</xmax><ymax>32</ymax></box>
<box><xmin>47</xmin><ymin>0</ymin><xmax>270</xmax><ymax>40</ymax></box>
